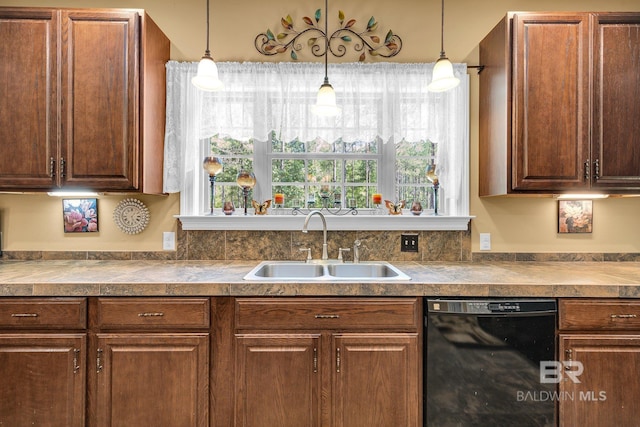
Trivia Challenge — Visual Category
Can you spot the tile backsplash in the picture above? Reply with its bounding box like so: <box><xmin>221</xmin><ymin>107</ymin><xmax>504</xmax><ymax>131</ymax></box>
<box><xmin>2</xmin><ymin>221</ymin><xmax>639</xmax><ymax>262</ymax></box>
<box><xmin>179</xmin><ymin>228</ymin><xmax>472</xmax><ymax>262</ymax></box>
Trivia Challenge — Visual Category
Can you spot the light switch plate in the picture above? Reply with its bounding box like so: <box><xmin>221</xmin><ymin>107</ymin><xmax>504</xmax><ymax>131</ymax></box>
<box><xmin>479</xmin><ymin>233</ymin><xmax>491</xmax><ymax>251</ymax></box>
<box><xmin>401</xmin><ymin>233</ymin><xmax>419</xmax><ymax>252</ymax></box>
<box><xmin>163</xmin><ymin>232</ymin><xmax>176</xmax><ymax>251</ymax></box>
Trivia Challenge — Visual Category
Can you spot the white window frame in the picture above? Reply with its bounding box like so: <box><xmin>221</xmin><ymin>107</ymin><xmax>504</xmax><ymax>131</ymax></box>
<box><xmin>180</xmin><ymin>135</ymin><xmax>470</xmax><ymax>231</ymax></box>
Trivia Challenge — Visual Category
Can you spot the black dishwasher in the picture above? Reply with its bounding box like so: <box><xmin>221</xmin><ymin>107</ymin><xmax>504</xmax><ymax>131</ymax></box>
<box><xmin>425</xmin><ymin>298</ymin><xmax>557</xmax><ymax>427</ymax></box>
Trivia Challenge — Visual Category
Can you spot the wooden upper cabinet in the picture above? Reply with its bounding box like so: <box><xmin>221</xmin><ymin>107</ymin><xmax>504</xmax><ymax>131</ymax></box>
<box><xmin>0</xmin><ymin>7</ymin><xmax>169</xmax><ymax>193</ymax></box>
<box><xmin>0</xmin><ymin>9</ymin><xmax>58</xmax><ymax>189</ymax></box>
<box><xmin>511</xmin><ymin>13</ymin><xmax>590</xmax><ymax>192</ymax></box>
<box><xmin>479</xmin><ymin>12</ymin><xmax>640</xmax><ymax>196</ymax></box>
<box><xmin>60</xmin><ymin>10</ymin><xmax>138</xmax><ymax>190</ymax></box>
<box><xmin>591</xmin><ymin>13</ymin><xmax>640</xmax><ymax>190</ymax></box>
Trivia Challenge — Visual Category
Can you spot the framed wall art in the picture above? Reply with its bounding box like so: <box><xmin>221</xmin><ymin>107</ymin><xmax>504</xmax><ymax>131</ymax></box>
<box><xmin>63</xmin><ymin>198</ymin><xmax>98</xmax><ymax>233</ymax></box>
<box><xmin>558</xmin><ymin>200</ymin><xmax>592</xmax><ymax>234</ymax></box>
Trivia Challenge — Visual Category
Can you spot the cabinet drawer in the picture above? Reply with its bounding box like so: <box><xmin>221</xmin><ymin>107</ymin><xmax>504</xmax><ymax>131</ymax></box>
<box><xmin>560</xmin><ymin>299</ymin><xmax>640</xmax><ymax>330</ymax></box>
<box><xmin>0</xmin><ymin>298</ymin><xmax>86</xmax><ymax>329</ymax></box>
<box><xmin>96</xmin><ymin>298</ymin><xmax>210</xmax><ymax>329</ymax></box>
<box><xmin>235</xmin><ymin>298</ymin><xmax>419</xmax><ymax>330</ymax></box>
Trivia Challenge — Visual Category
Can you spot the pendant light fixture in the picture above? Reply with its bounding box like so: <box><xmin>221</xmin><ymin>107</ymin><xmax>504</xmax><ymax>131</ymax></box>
<box><xmin>311</xmin><ymin>0</ymin><xmax>340</xmax><ymax>117</ymax></box>
<box><xmin>192</xmin><ymin>0</ymin><xmax>224</xmax><ymax>91</ymax></box>
<box><xmin>427</xmin><ymin>0</ymin><xmax>460</xmax><ymax>92</ymax></box>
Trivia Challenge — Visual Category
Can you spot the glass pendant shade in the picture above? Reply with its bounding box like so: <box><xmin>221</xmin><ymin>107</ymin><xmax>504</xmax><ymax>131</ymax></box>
<box><xmin>427</xmin><ymin>56</ymin><xmax>460</xmax><ymax>92</ymax></box>
<box><xmin>428</xmin><ymin>0</ymin><xmax>459</xmax><ymax>93</ymax></box>
<box><xmin>311</xmin><ymin>81</ymin><xmax>341</xmax><ymax>117</ymax></box>
<box><xmin>192</xmin><ymin>55</ymin><xmax>224</xmax><ymax>91</ymax></box>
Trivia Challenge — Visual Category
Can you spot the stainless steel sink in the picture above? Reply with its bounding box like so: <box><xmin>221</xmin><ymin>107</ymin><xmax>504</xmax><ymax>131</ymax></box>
<box><xmin>244</xmin><ymin>261</ymin><xmax>411</xmax><ymax>281</ymax></box>
<box><xmin>326</xmin><ymin>263</ymin><xmax>403</xmax><ymax>278</ymax></box>
<box><xmin>247</xmin><ymin>262</ymin><xmax>324</xmax><ymax>278</ymax></box>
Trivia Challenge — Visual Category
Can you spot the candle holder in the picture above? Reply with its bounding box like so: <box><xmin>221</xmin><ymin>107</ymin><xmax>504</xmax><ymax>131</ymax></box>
<box><xmin>425</xmin><ymin>163</ymin><xmax>439</xmax><ymax>216</ymax></box>
<box><xmin>371</xmin><ymin>193</ymin><xmax>383</xmax><ymax>215</ymax></box>
<box><xmin>236</xmin><ymin>170</ymin><xmax>257</xmax><ymax>215</ymax></box>
<box><xmin>292</xmin><ymin>189</ymin><xmax>357</xmax><ymax>216</ymax></box>
<box><xmin>273</xmin><ymin>193</ymin><xmax>285</xmax><ymax>215</ymax></box>
<box><xmin>203</xmin><ymin>157</ymin><xmax>223</xmax><ymax>215</ymax></box>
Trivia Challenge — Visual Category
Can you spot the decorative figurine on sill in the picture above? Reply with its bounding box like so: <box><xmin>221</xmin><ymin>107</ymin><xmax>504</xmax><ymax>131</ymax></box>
<box><xmin>410</xmin><ymin>201</ymin><xmax>423</xmax><ymax>216</ymax></box>
<box><xmin>222</xmin><ymin>200</ymin><xmax>235</xmax><ymax>215</ymax></box>
<box><xmin>252</xmin><ymin>199</ymin><xmax>272</xmax><ymax>215</ymax></box>
<box><xmin>384</xmin><ymin>200</ymin><xmax>405</xmax><ymax>215</ymax></box>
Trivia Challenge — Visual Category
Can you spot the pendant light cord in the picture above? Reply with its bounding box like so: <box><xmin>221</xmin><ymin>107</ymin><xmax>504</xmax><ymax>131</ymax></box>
<box><xmin>205</xmin><ymin>0</ymin><xmax>211</xmax><ymax>57</ymax></box>
<box><xmin>323</xmin><ymin>0</ymin><xmax>329</xmax><ymax>83</ymax></box>
<box><xmin>439</xmin><ymin>0</ymin><xmax>445</xmax><ymax>58</ymax></box>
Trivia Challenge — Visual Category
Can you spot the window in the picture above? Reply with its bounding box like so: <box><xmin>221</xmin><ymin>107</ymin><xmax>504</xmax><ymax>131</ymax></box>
<box><xmin>207</xmin><ymin>134</ymin><xmax>439</xmax><ymax>213</ymax></box>
<box><xmin>164</xmin><ymin>61</ymin><xmax>470</xmax><ymax>229</ymax></box>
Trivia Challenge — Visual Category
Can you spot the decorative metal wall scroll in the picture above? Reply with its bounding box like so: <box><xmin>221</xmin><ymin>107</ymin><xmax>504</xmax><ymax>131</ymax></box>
<box><xmin>255</xmin><ymin>9</ymin><xmax>402</xmax><ymax>61</ymax></box>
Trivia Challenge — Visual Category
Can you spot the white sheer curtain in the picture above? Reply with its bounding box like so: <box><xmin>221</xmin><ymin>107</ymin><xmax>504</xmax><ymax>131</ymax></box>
<box><xmin>164</xmin><ymin>61</ymin><xmax>469</xmax><ymax>215</ymax></box>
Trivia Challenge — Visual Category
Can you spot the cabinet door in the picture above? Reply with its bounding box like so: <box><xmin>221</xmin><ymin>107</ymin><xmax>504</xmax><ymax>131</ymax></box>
<box><xmin>235</xmin><ymin>334</ymin><xmax>321</xmax><ymax>427</ymax></box>
<box><xmin>512</xmin><ymin>13</ymin><xmax>590</xmax><ymax>191</ymax></box>
<box><xmin>95</xmin><ymin>333</ymin><xmax>209</xmax><ymax>427</ymax></box>
<box><xmin>0</xmin><ymin>9</ymin><xmax>58</xmax><ymax>189</ymax></box>
<box><xmin>591</xmin><ymin>13</ymin><xmax>640</xmax><ymax>190</ymax></box>
<box><xmin>333</xmin><ymin>333</ymin><xmax>420</xmax><ymax>427</ymax></box>
<box><xmin>0</xmin><ymin>334</ymin><xmax>86</xmax><ymax>427</ymax></box>
<box><xmin>559</xmin><ymin>334</ymin><xmax>640</xmax><ymax>427</ymax></box>
<box><xmin>60</xmin><ymin>10</ymin><xmax>139</xmax><ymax>190</ymax></box>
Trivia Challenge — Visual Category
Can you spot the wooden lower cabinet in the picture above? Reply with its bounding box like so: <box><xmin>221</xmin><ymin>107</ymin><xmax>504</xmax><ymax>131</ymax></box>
<box><xmin>89</xmin><ymin>297</ymin><xmax>211</xmax><ymax>427</ymax></box>
<box><xmin>0</xmin><ymin>297</ymin><xmax>87</xmax><ymax>427</ymax></box>
<box><xmin>93</xmin><ymin>333</ymin><xmax>209</xmax><ymax>427</ymax></box>
<box><xmin>223</xmin><ymin>297</ymin><xmax>422</xmax><ymax>427</ymax></box>
<box><xmin>0</xmin><ymin>334</ymin><xmax>86</xmax><ymax>427</ymax></box>
<box><xmin>235</xmin><ymin>334</ymin><xmax>321</xmax><ymax>427</ymax></box>
<box><xmin>559</xmin><ymin>299</ymin><xmax>640</xmax><ymax>427</ymax></box>
<box><xmin>0</xmin><ymin>296</ymin><xmax>420</xmax><ymax>427</ymax></box>
<box><xmin>559</xmin><ymin>334</ymin><xmax>640</xmax><ymax>427</ymax></box>
<box><xmin>333</xmin><ymin>334</ymin><xmax>419</xmax><ymax>427</ymax></box>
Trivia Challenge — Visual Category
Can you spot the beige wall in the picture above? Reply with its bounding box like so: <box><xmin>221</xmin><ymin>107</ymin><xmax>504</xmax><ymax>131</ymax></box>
<box><xmin>1</xmin><ymin>0</ymin><xmax>639</xmax><ymax>252</ymax></box>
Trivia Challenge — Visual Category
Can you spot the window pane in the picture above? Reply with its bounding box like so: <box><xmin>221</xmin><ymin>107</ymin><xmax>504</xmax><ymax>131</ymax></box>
<box><xmin>214</xmin><ymin>184</ymin><xmax>246</xmax><ymax>209</ymax></box>
<box><xmin>395</xmin><ymin>139</ymin><xmax>435</xmax><ymax>157</ymax></box>
<box><xmin>272</xmin><ymin>138</ymin><xmax>306</xmax><ymax>154</ymax></box>
<box><xmin>343</xmin><ymin>139</ymin><xmax>378</xmax><ymax>154</ymax></box>
<box><xmin>307</xmin><ymin>138</ymin><xmax>336</xmax><ymax>153</ymax></box>
<box><xmin>345</xmin><ymin>159</ymin><xmax>377</xmax><ymax>184</ymax></box>
<box><xmin>271</xmin><ymin>185</ymin><xmax>305</xmax><ymax>208</ymax></box>
<box><xmin>272</xmin><ymin>159</ymin><xmax>305</xmax><ymax>182</ymax></box>
<box><xmin>307</xmin><ymin>159</ymin><xmax>340</xmax><ymax>183</ymax></box>
<box><xmin>342</xmin><ymin>185</ymin><xmax>381</xmax><ymax>208</ymax></box>
<box><xmin>215</xmin><ymin>158</ymin><xmax>253</xmax><ymax>183</ymax></box>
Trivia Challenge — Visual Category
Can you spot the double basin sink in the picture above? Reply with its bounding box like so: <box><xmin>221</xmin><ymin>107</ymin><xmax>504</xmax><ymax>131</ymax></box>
<box><xmin>244</xmin><ymin>261</ymin><xmax>411</xmax><ymax>281</ymax></box>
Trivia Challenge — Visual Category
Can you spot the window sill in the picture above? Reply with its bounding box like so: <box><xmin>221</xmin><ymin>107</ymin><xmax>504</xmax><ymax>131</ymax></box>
<box><xmin>177</xmin><ymin>214</ymin><xmax>473</xmax><ymax>231</ymax></box>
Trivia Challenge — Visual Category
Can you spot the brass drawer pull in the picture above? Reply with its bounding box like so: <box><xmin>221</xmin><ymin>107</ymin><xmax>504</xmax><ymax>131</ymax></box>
<box><xmin>11</xmin><ymin>313</ymin><xmax>38</xmax><ymax>318</ymax></box>
<box><xmin>610</xmin><ymin>314</ymin><xmax>637</xmax><ymax>319</ymax></box>
<box><xmin>315</xmin><ymin>314</ymin><xmax>340</xmax><ymax>319</ymax></box>
<box><xmin>138</xmin><ymin>312</ymin><xmax>165</xmax><ymax>317</ymax></box>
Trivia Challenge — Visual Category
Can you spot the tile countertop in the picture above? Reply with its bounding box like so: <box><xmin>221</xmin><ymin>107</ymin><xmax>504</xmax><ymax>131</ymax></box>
<box><xmin>1</xmin><ymin>260</ymin><xmax>640</xmax><ymax>298</ymax></box>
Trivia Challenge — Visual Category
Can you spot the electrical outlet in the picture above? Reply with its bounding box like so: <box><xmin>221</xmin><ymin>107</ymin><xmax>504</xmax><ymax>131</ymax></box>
<box><xmin>163</xmin><ymin>232</ymin><xmax>176</xmax><ymax>251</ymax></box>
<box><xmin>401</xmin><ymin>233</ymin><xmax>419</xmax><ymax>252</ymax></box>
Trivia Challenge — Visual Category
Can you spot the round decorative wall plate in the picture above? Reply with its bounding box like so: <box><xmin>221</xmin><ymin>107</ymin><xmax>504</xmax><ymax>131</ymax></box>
<box><xmin>113</xmin><ymin>198</ymin><xmax>150</xmax><ymax>234</ymax></box>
